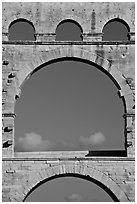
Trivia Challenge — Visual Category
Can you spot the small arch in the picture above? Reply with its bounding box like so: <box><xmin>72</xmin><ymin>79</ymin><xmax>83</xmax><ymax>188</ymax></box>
<box><xmin>102</xmin><ymin>18</ymin><xmax>130</xmax><ymax>41</ymax></box>
<box><xmin>8</xmin><ymin>18</ymin><xmax>36</xmax><ymax>41</ymax></box>
<box><xmin>55</xmin><ymin>19</ymin><xmax>83</xmax><ymax>41</ymax></box>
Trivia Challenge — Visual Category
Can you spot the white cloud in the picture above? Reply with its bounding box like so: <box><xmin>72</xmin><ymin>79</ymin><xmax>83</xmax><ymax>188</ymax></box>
<box><xmin>65</xmin><ymin>193</ymin><xmax>86</xmax><ymax>202</ymax></box>
<box><xmin>79</xmin><ymin>132</ymin><xmax>106</xmax><ymax>147</ymax></box>
<box><xmin>65</xmin><ymin>193</ymin><xmax>100</xmax><ymax>202</ymax></box>
<box><xmin>16</xmin><ymin>132</ymin><xmax>54</xmax><ymax>151</ymax></box>
<box><xmin>15</xmin><ymin>131</ymin><xmax>106</xmax><ymax>152</ymax></box>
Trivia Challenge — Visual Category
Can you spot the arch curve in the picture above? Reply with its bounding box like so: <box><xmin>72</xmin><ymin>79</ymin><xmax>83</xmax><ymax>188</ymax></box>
<box><xmin>56</xmin><ymin>19</ymin><xmax>83</xmax><ymax>32</ymax></box>
<box><xmin>55</xmin><ymin>19</ymin><xmax>83</xmax><ymax>41</ymax></box>
<box><xmin>15</xmin><ymin>47</ymin><xmax>126</xmax><ymax>88</ymax></box>
<box><xmin>10</xmin><ymin>163</ymin><xmax>129</xmax><ymax>202</ymax></box>
<box><xmin>12</xmin><ymin>46</ymin><xmax>132</xmax><ymax>113</ymax></box>
<box><xmin>8</xmin><ymin>18</ymin><xmax>36</xmax><ymax>41</ymax></box>
<box><xmin>103</xmin><ymin>18</ymin><xmax>130</xmax><ymax>31</ymax></box>
<box><xmin>102</xmin><ymin>18</ymin><xmax>130</xmax><ymax>41</ymax></box>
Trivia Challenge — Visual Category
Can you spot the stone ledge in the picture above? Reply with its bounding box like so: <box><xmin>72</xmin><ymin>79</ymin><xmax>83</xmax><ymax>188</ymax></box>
<box><xmin>2</xmin><ymin>40</ymin><xmax>135</xmax><ymax>45</ymax></box>
<box><xmin>12</xmin><ymin>150</ymin><xmax>130</xmax><ymax>158</ymax></box>
<box><xmin>2</xmin><ymin>157</ymin><xmax>135</xmax><ymax>162</ymax></box>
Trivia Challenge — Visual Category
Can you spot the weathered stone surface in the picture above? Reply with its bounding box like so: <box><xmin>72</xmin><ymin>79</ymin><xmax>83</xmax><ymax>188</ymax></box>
<box><xmin>2</xmin><ymin>2</ymin><xmax>135</xmax><ymax>202</ymax></box>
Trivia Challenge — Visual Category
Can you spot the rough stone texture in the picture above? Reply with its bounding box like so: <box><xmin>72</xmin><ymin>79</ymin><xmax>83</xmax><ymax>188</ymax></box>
<box><xmin>2</xmin><ymin>2</ymin><xmax>135</xmax><ymax>202</ymax></box>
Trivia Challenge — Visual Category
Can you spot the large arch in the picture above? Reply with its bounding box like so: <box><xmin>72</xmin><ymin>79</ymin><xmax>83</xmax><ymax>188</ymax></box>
<box><xmin>3</xmin><ymin>46</ymin><xmax>134</xmax><ymax>156</ymax></box>
<box><xmin>6</xmin><ymin>46</ymin><xmax>133</xmax><ymax>155</ymax></box>
<box><xmin>14</xmin><ymin>58</ymin><xmax>126</xmax><ymax>153</ymax></box>
<box><xmin>9</xmin><ymin>163</ymin><xmax>129</xmax><ymax>202</ymax></box>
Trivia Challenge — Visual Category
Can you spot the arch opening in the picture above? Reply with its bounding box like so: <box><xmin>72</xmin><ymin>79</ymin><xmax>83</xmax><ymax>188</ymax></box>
<box><xmin>8</xmin><ymin>18</ymin><xmax>36</xmax><ymax>41</ymax></box>
<box><xmin>24</xmin><ymin>173</ymin><xmax>118</xmax><ymax>202</ymax></box>
<box><xmin>55</xmin><ymin>19</ymin><xmax>83</xmax><ymax>41</ymax></box>
<box><xmin>14</xmin><ymin>57</ymin><xmax>126</xmax><ymax>154</ymax></box>
<box><xmin>102</xmin><ymin>18</ymin><xmax>130</xmax><ymax>41</ymax></box>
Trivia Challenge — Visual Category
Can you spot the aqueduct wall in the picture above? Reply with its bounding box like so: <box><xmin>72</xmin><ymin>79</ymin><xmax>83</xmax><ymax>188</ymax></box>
<box><xmin>2</xmin><ymin>2</ymin><xmax>135</xmax><ymax>202</ymax></box>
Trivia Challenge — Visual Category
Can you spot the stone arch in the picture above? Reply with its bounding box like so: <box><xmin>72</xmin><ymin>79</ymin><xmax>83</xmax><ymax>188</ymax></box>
<box><xmin>3</xmin><ymin>6</ymin><xmax>36</xmax><ymax>34</ymax></box>
<box><xmin>100</xmin><ymin>14</ymin><xmax>131</xmax><ymax>34</ymax></box>
<box><xmin>55</xmin><ymin>19</ymin><xmax>83</xmax><ymax>41</ymax></box>
<box><xmin>4</xmin><ymin>46</ymin><xmax>133</xmax><ymax>114</ymax></box>
<box><xmin>8</xmin><ymin>18</ymin><xmax>36</xmax><ymax>41</ymax></box>
<box><xmin>102</xmin><ymin>18</ymin><xmax>130</xmax><ymax>41</ymax></box>
<box><xmin>10</xmin><ymin>163</ymin><xmax>129</xmax><ymax>202</ymax></box>
<box><xmin>5</xmin><ymin>46</ymin><xmax>133</xmax><ymax>155</ymax></box>
<box><xmin>12</xmin><ymin>46</ymin><xmax>132</xmax><ymax>112</ymax></box>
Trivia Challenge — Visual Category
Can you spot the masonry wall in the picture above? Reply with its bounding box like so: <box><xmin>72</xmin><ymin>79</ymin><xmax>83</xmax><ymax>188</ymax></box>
<box><xmin>2</xmin><ymin>2</ymin><xmax>135</xmax><ymax>202</ymax></box>
<box><xmin>2</xmin><ymin>156</ymin><xmax>135</xmax><ymax>202</ymax></box>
